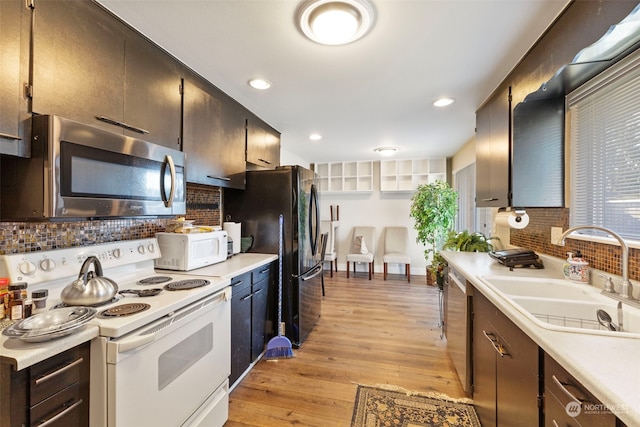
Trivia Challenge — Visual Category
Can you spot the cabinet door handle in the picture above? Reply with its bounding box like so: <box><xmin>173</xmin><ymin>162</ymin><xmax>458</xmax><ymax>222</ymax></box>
<box><xmin>259</xmin><ymin>268</ymin><xmax>270</xmax><ymax>274</ymax></box>
<box><xmin>37</xmin><ymin>398</ymin><xmax>83</xmax><ymax>427</ymax></box>
<box><xmin>206</xmin><ymin>175</ymin><xmax>231</xmax><ymax>181</ymax></box>
<box><xmin>481</xmin><ymin>198</ymin><xmax>499</xmax><ymax>202</ymax></box>
<box><xmin>232</xmin><ymin>279</ymin><xmax>244</xmax><ymax>287</ymax></box>
<box><xmin>551</xmin><ymin>374</ymin><xmax>584</xmax><ymax>407</ymax></box>
<box><xmin>253</xmin><ymin>288</ymin><xmax>263</xmax><ymax>296</ymax></box>
<box><xmin>0</xmin><ymin>132</ymin><xmax>21</xmax><ymax>141</ymax></box>
<box><xmin>258</xmin><ymin>158</ymin><xmax>271</xmax><ymax>165</ymax></box>
<box><xmin>35</xmin><ymin>357</ymin><xmax>84</xmax><ymax>385</ymax></box>
<box><xmin>551</xmin><ymin>420</ymin><xmax>559</xmax><ymax>427</ymax></box>
<box><xmin>96</xmin><ymin>116</ymin><xmax>149</xmax><ymax>134</ymax></box>
<box><xmin>241</xmin><ymin>293</ymin><xmax>253</xmax><ymax>302</ymax></box>
<box><xmin>482</xmin><ymin>330</ymin><xmax>510</xmax><ymax>357</ymax></box>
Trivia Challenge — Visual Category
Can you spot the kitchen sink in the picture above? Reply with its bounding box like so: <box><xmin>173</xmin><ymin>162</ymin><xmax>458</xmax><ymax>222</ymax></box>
<box><xmin>479</xmin><ymin>275</ymin><xmax>640</xmax><ymax>339</ymax></box>
<box><xmin>480</xmin><ymin>275</ymin><xmax>605</xmax><ymax>302</ymax></box>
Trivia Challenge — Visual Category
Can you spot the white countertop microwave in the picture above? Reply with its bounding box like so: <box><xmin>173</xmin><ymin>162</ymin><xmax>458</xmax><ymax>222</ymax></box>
<box><xmin>155</xmin><ymin>231</ymin><xmax>228</xmax><ymax>271</ymax></box>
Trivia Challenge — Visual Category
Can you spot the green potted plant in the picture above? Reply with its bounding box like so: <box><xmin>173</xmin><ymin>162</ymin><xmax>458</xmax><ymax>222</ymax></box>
<box><xmin>442</xmin><ymin>230</ymin><xmax>499</xmax><ymax>253</ymax></box>
<box><xmin>409</xmin><ymin>181</ymin><xmax>458</xmax><ymax>288</ymax></box>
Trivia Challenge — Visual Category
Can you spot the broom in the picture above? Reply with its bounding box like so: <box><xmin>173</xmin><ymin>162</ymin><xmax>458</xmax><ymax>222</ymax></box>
<box><xmin>264</xmin><ymin>213</ymin><xmax>294</xmax><ymax>359</ymax></box>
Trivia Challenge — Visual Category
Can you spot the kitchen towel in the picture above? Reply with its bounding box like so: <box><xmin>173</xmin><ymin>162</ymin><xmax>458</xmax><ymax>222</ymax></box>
<box><xmin>223</xmin><ymin>222</ymin><xmax>241</xmax><ymax>254</ymax></box>
<box><xmin>495</xmin><ymin>210</ymin><xmax>529</xmax><ymax>229</ymax></box>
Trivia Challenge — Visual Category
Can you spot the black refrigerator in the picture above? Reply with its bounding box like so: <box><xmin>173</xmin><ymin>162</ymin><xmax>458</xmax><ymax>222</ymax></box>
<box><xmin>224</xmin><ymin>165</ymin><xmax>322</xmax><ymax>347</ymax></box>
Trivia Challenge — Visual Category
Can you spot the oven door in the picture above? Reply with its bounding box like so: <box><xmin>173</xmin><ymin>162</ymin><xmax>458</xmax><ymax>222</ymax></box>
<box><xmin>105</xmin><ymin>288</ymin><xmax>231</xmax><ymax>427</ymax></box>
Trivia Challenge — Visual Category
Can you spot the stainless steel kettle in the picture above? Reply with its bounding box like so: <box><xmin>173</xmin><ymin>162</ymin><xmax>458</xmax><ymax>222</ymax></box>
<box><xmin>61</xmin><ymin>256</ymin><xmax>118</xmax><ymax>306</ymax></box>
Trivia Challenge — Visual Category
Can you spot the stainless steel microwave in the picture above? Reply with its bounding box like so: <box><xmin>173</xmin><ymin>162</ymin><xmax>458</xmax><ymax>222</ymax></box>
<box><xmin>0</xmin><ymin>115</ymin><xmax>186</xmax><ymax>220</ymax></box>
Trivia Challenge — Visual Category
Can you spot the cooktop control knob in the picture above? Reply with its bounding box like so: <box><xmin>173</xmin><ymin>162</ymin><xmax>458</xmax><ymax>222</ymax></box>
<box><xmin>137</xmin><ymin>245</ymin><xmax>146</xmax><ymax>254</ymax></box>
<box><xmin>147</xmin><ymin>243</ymin><xmax>155</xmax><ymax>253</ymax></box>
<box><xmin>112</xmin><ymin>248</ymin><xmax>122</xmax><ymax>259</ymax></box>
<box><xmin>39</xmin><ymin>258</ymin><xmax>56</xmax><ymax>272</ymax></box>
<box><xmin>18</xmin><ymin>260</ymin><xmax>37</xmax><ymax>276</ymax></box>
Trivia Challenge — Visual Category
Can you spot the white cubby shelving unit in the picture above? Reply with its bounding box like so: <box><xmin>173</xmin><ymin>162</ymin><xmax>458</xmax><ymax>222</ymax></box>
<box><xmin>379</xmin><ymin>158</ymin><xmax>447</xmax><ymax>192</ymax></box>
<box><xmin>313</xmin><ymin>161</ymin><xmax>373</xmax><ymax>193</ymax></box>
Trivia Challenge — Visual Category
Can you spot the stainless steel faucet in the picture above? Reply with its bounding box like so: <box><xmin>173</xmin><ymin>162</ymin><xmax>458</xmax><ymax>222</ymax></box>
<box><xmin>559</xmin><ymin>225</ymin><xmax>636</xmax><ymax>301</ymax></box>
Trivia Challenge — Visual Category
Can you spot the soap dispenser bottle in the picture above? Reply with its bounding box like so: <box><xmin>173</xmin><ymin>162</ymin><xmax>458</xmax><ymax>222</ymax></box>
<box><xmin>563</xmin><ymin>252</ymin><xmax>574</xmax><ymax>279</ymax></box>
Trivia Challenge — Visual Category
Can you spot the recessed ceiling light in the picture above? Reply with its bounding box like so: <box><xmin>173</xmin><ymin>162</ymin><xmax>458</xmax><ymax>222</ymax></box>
<box><xmin>248</xmin><ymin>79</ymin><xmax>272</xmax><ymax>90</ymax></box>
<box><xmin>374</xmin><ymin>146</ymin><xmax>397</xmax><ymax>156</ymax></box>
<box><xmin>297</xmin><ymin>0</ymin><xmax>376</xmax><ymax>46</ymax></box>
<box><xmin>309</xmin><ymin>133</ymin><xmax>322</xmax><ymax>141</ymax></box>
<box><xmin>433</xmin><ymin>97</ymin><xmax>455</xmax><ymax>107</ymax></box>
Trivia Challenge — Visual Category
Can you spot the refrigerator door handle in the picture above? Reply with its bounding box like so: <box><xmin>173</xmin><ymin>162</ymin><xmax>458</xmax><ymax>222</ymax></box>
<box><xmin>297</xmin><ymin>263</ymin><xmax>323</xmax><ymax>281</ymax></box>
<box><xmin>309</xmin><ymin>184</ymin><xmax>320</xmax><ymax>256</ymax></box>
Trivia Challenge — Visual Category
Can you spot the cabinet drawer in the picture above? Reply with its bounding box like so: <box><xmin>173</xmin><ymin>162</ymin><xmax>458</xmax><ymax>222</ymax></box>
<box><xmin>231</xmin><ymin>272</ymin><xmax>252</xmax><ymax>294</ymax></box>
<box><xmin>30</xmin><ymin>382</ymin><xmax>83</xmax><ymax>427</ymax></box>
<box><xmin>29</xmin><ymin>349</ymin><xmax>84</xmax><ymax>406</ymax></box>
<box><xmin>252</xmin><ymin>264</ymin><xmax>272</xmax><ymax>284</ymax></box>
<box><xmin>545</xmin><ymin>354</ymin><xmax>616</xmax><ymax>426</ymax></box>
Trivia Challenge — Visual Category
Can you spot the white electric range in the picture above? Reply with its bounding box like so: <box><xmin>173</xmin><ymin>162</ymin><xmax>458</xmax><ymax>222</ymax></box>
<box><xmin>0</xmin><ymin>238</ymin><xmax>231</xmax><ymax>427</ymax></box>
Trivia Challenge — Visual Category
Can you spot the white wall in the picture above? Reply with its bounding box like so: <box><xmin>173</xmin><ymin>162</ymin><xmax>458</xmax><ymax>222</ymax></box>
<box><xmin>318</xmin><ymin>162</ymin><xmax>429</xmax><ymax>277</ymax></box>
<box><xmin>280</xmin><ymin>147</ymin><xmax>310</xmax><ymax>169</ymax></box>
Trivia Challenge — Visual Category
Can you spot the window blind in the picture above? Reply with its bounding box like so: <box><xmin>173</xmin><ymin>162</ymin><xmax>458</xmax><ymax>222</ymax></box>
<box><xmin>568</xmin><ymin>49</ymin><xmax>640</xmax><ymax>240</ymax></box>
<box><xmin>454</xmin><ymin>163</ymin><xmax>476</xmax><ymax>232</ymax></box>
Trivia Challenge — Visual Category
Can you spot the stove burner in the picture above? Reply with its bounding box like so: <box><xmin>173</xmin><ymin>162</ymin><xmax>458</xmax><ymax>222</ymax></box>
<box><xmin>137</xmin><ymin>276</ymin><xmax>173</xmax><ymax>286</ymax></box>
<box><xmin>98</xmin><ymin>303</ymin><xmax>151</xmax><ymax>318</ymax></box>
<box><xmin>119</xmin><ymin>288</ymin><xmax>163</xmax><ymax>297</ymax></box>
<box><xmin>164</xmin><ymin>279</ymin><xmax>210</xmax><ymax>291</ymax></box>
<box><xmin>51</xmin><ymin>296</ymin><xmax>120</xmax><ymax>310</ymax></box>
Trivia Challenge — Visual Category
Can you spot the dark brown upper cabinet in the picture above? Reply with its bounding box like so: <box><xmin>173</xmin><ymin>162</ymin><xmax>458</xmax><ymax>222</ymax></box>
<box><xmin>182</xmin><ymin>75</ymin><xmax>246</xmax><ymax>189</ymax></box>
<box><xmin>246</xmin><ymin>115</ymin><xmax>280</xmax><ymax>169</ymax></box>
<box><xmin>476</xmin><ymin>0</ymin><xmax>640</xmax><ymax>209</ymax></box>
<box><xmin>0</xmin><ymin>0</ymin><xmax>31</xmax><ymax>157</ymax></box>
<box><xmin>475</xmin><ymin>84</ymin><xmax>511</xmax><ymax>208</ymax></box>
<box><xmin>31</xmin><ymin>0</ymin><xmax>181</xmax><ymax>149</ymax></box>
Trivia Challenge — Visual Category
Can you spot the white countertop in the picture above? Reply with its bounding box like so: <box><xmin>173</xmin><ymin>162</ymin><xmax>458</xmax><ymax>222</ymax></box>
<box><xmin>163</xmin><ymin>253</ymin><xmax>278</xmax><ymax>279</ymax></box>
<box><xmin>1</xmin><ymin>325</ymin><xmax>99</xmax><ymax>370</ymax></box>
<box><xmin>440</xmin><ymin>251</ymin><xmax>640</xmax><ymax>426</ymax></box>
<box><xmin>1</xmin><ymin>253</ymin><xmax>277</xmax><ymax>372</ymax></box>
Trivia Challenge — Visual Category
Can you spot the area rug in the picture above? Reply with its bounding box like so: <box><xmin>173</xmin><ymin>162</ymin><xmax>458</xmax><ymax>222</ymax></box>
<box><xmin>351</xmin><ymin>385</ymin><xmax>481</xmax><ymax>427</ymax></box>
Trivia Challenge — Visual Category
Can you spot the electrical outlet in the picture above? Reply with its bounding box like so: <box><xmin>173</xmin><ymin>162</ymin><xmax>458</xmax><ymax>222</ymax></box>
<box><xmin>551</xmin><ymin>227</ymin><xmax>563</xmax><ymax>245</ymax></box>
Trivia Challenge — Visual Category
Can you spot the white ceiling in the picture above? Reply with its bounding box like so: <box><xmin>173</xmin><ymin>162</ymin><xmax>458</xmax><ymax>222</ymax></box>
<box><xmin>97</xmin><ymin>0</ymin><xmax>570</xmax><ymax>164</ymax></box>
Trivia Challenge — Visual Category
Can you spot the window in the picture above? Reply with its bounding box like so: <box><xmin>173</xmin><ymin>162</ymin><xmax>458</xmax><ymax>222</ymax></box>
<box><xmin>454</xmin><ymin>163</ymin><xmax>476</xmax><ymax>232</ymax></box>
<box><xmin>568</xmin><ymin>49</ymin><xmax>640</xmax><ymax>241</ymax></box>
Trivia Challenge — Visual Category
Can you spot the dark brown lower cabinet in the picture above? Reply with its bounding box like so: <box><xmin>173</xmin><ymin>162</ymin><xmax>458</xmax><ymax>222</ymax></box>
<box><xmin>472</xmin><ymin>290</ymin><xmax>540</xmax><ymax>427</ymax></box>
<box><xmin>230</xmin><ymin>262</ymin><xmax>275</xmax><ymax>386</ymax></box>
<box><xmin>0</xmin><ymin>341</ymin><xmax>90</xmax><ymax>427</ymax></box>
<box><xmin>544</xmin><ymin>353</ymin><xmax>618</xmax><ymax>427</ymax></box>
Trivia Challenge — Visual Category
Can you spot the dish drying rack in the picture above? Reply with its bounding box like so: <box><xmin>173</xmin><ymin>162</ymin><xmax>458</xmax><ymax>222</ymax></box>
<box><xmin>531</xmin><ymin>312</ymin><xmax>610</xmax><ymax>331</ymax></box>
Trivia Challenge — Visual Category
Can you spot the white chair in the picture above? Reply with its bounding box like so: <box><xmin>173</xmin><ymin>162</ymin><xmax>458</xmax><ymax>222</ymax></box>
<box><xmin>321</xmin><ymin>221</ymin><xmax>338</xmax><ymax>277</ymax></box>
<box><xmin>346</xmin><ymin>226</ymin><xmax>375</xmax><ymax>280</ymax></box>
<box><xmin>383</xmin><ymin>227</ymin><xmax>411</xmax><ymax>282</ymax></box>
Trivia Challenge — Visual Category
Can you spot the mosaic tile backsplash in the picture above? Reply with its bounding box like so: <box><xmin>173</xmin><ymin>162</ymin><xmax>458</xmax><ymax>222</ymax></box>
<box><xmin>510</xmin><ymin>208</ymin><xmax>639</xmax><ymax>282</ymax></box>
<box><xmin>0</xmin><ymin>184</ymin><xmax>222</xmax><ymax>255</ymax></box>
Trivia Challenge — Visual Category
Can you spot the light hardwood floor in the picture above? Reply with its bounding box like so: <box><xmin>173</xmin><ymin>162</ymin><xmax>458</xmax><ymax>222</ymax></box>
<box><xmin>225</xmin><ymin>271</ymin><xmax>467</xmax><ymax>426</ymax></box>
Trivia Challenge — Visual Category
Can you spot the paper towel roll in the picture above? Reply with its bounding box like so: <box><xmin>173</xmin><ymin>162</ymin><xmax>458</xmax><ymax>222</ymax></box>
<box><xmin>495</xmin><ymin>211</ymin><xmax>529</xmax><ymax>229</ymax></box>
<box><xmin>223</xmin><ymin>222</ymin><xmax>241</xmax><ymax>254</ymax></box>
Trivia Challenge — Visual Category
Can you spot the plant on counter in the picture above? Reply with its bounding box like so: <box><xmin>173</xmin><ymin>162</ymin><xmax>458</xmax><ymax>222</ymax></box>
<box><xmin>442</xmin><ymin>230</ymin><xmax>499</xmax><ymax>253</ymax></box>
<box><xmin>409</xmin><ymin>180</ymin><xmax>458</xmax><ymax>287</ymax></box>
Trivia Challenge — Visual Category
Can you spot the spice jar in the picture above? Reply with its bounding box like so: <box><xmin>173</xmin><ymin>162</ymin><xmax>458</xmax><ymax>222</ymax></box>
<box><xmin>31</xmin><ymin>289</ymin><xmax>49</xmax><ymax>314</ymax></box>
<box><xmin>0</xmin><ymin>278</ymin><xmax>9</xmax><ymax>319</ymax></box>
<box><xmin>8</xmin><ymin>283</ymin><xmax>28</xmax><ymax>321</ymax></box>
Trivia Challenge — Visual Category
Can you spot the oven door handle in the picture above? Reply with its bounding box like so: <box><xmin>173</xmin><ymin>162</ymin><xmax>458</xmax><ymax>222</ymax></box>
<box><xmin>116</xmin><ymin>333</ymin><xmax>156</xmax><ymax>353</ymax></box>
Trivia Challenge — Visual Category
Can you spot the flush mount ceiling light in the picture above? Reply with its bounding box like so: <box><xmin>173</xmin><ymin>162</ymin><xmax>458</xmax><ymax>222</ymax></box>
<box><xmin>248</xmin><ymin>78</ymin><xmax>272</xmax><ymax>90</ymax></box>
<box><xmin>309</xmin><ymin>133</ymin><xmax>322</xmax><ymax>141</ymax></box>
<box><xmin>374</xmin><ymin>146</ymin><xmax>397</xmax><ymax>156</ymax></box>
<box><xmin>297</xmin><ymin>0</ymin><xmax>376</xmax><ymax>46</ymax></box>
<box><xmin>433</xmin><ymin>97</ymin><xmax>455</xmax><ymax>107</ymax></box>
